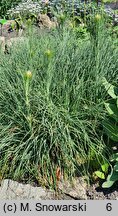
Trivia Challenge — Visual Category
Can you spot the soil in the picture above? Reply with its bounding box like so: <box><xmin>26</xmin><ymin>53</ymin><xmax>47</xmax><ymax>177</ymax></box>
<box><xmin>86</xmin><ymin>182</ymin><xmax>118</xmax><ymax>200</ymax></box>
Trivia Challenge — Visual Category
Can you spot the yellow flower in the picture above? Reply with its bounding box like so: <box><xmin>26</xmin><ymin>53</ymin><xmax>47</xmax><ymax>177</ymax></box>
<box><xmin>95</xmin><ymin>14</ymin><xmax>101</xmax><ymax>22</ymax></box>
<box><xmin>68</xmin><ymin>21</ymin><xmax>74</xmax><ymax>28</ymax></box>
<box><xmin>59</xmin><ymin>14</ymin><xmax>65</xmax><ymax>21</ymax></box>
<box><xmin>25</xmin><ymin>70</ymin><xmax>32</xmax><ymax>79</ymax></box>
<box><xmin>45</xmin><ymin>49</ymin><xmax>52</xmax><ymax>58</ymax></box>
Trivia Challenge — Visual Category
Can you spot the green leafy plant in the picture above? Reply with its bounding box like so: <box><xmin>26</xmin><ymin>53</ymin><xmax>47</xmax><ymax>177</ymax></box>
<box><xmin>102</xmin><ymin>153</ymin><xmax>118</xmax><ymax>188</ymax></box>
<box><xmin>102</xmin><ymin>78</ymin><xmax>118</xmax><ymax>142</ymax></box>
<box><xmin>0</xmin><ymin>19</ymin><xmax>7</xmax><ymax>35</ymax></box>
<box><xmin>94</xmin><ymin>162</ymin><xmax>109</xmax><ymax>179</ymax></box>
<box><xmin>0</xmin><ymin>19</ymin><xmax>7</xmax><ymax>25</ymax></box>
<box><xmin>102</xmin><ymin>78</ymin><xmax>118</xmax><ymax>188</ymax></box>
<box><xmin>15</xmin><ymin>15</ymin><xmax>24</xmax><ymax>29</ymax></box>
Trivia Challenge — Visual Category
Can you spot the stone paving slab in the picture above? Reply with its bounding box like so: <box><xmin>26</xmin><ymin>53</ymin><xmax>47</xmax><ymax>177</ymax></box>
<box><xmin>0</xmin><ymin>179</ymin><xmax>55</xmax><ymax>200</ymax></box>
<box><xmin>0</xmin><ymin>178</ymin><xmax>87</xmax><ymax>200</ymax></box>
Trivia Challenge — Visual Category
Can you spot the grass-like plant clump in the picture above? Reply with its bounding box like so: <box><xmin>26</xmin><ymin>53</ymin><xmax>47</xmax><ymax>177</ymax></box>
<box><xmin>0</xmin><ymin>23</ymin><xmax>118</xmax><ymax>187</ymax></box>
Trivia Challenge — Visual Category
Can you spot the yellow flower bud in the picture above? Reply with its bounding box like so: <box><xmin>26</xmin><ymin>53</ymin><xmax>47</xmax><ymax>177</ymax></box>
<box><xmin>95</xmin><ymin>14</ymin><xmax>101</xmax><ymax>22</ymax></box>
<box><xmin>68</xmin><ymin>21</ymin><xmax>74</xmax><ymax>28</ymax></box>
<box><xmin>25</xmin><ymin>71</ymin><xmax>32</xmax><ymax>79</ymax></box>
<box><xmin>45</xmin><ymin>49</ymin><xmax>52</xmax><ymax>58</ymax></box>
<box><xmin>59</xmin><ymin>14</ymin><xmax>65</xmax><ymax>21</ymax></box>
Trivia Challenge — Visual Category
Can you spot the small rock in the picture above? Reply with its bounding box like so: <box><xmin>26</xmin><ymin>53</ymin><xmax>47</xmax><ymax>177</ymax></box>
<box><xmin>58</xmin><ymin>177</ymin><xmax>87</xmax><ymax>200</ymax></box>
<box><xmin>0</xmin><ymin>36</ymin><xmax>5</xmax><ymax>51</ymax></box>
<box><xmin>1</xmin><ymin>20</ymin><xmax>16</xmax><ymax>32</ymax></box>
<box><xmin>37</xmin><ymin>14</ymin><xmax>58</xmax><ymax>29</ymax></box>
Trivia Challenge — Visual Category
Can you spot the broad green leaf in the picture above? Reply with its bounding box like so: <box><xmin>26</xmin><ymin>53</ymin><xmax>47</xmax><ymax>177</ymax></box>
<box><xmin>94</xmin><ymin>171</ymin><xmax>105</xmax><ymax>179</ymax></box>
<box><xmin>109</xmin><ymin>170</ymin><xmax>118</xmax><ymax>181</ymax></box>
<box><xmin>102</xmin><ymin>78</ymin><xmax>118</xmax><ymax>99</ymax></box>
<box><xmin>111</xmin><ymin>153</ymin><xmax>118</xmax><ymax>162</ymax></box>
<box><xmin>102</xmin><ymin>171</ymin><xmax>114</xmax><ymax>188</ymax></box>
<box><xmin>102</xmin><ymin>180</ymin><xmax>114</xmax><ymax>188</ymax></box>
<box><xmin>114</xmin><ymin>162</ymin><xmax>118</xmax><ymax>172</ymax></box>
<box><xmin>0</xmin><ymin>19</ymin><xmax>7</xmax><ymax>25</ymax></box>
<box><xmin>104</xmin><ymin>103</ymin><xmax>118</xmax><ymax>122</ymax></box>
<box><xmin>103</xmin><ymin>119</ymin><xmax>118</xmax><ymax>142</ymax></box>
<box><xmin>101</xmin><ymin>163</ymin><xmax>109</xmax><ymax>173</ymax></box>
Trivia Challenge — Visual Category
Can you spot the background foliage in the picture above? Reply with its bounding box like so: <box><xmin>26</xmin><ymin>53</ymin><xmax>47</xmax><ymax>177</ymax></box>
<box><xmin>0</xmin><ymin>0</ymin><xmax>22</xmax><ymax>17</ymax></box>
